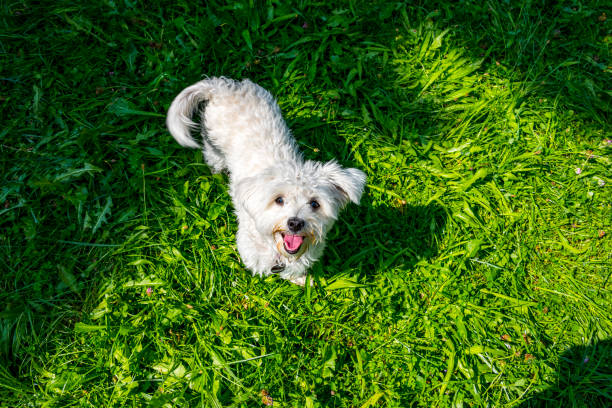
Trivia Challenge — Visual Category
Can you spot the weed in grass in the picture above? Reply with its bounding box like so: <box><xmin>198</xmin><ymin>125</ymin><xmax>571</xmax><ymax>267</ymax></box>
<box><xmin>1</xmin><ymin>0</ymin><xmax>611</xmax><ymax>407</ymax></box>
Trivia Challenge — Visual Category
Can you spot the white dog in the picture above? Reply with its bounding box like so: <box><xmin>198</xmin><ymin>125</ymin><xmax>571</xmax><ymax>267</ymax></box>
<box><xmin>166</xmin><ymin>77</ymin><xmax>366</xmax><ymax>285</ymax></box>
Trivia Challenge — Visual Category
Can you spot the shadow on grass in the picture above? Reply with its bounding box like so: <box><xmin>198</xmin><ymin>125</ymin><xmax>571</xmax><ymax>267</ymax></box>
<box><xmin>320</xmin><ymin>198</ymin><xmax>447</xmax><ymax>279</ymax></box>
<box><xmin>520</xmin><ymin>339</ymin><xmax>612</xmax><ymax>407</ymax></box>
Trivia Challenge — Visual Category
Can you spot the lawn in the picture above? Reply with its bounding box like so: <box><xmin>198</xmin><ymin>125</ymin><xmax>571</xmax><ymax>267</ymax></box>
<box><xmin>1</xmin><ymin>0</ymin><xmax>611</xmax><ymax>406</ymax></box>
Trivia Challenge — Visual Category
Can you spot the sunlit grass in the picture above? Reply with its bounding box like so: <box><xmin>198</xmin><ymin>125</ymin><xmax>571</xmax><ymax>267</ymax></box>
<box><xmin>1</xmin><ymin>1</ymin><xmax>610</xmax><ymax>406</ymax></box>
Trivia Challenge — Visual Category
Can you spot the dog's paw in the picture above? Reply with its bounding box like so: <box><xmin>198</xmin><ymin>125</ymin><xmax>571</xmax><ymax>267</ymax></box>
<box><xmin>288</xmin><ymin>275</ymin><xmax>313</xmax><ymax>286</ymax></box>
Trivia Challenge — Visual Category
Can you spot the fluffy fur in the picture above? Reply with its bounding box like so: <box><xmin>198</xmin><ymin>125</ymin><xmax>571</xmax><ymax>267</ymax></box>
<box><xmin>166</xmin><ymin>77</ymin><xmax>366</xmax><ymax>285</ymax></box>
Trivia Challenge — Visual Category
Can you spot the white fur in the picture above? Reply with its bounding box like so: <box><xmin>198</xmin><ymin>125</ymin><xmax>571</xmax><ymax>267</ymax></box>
<box><xmin>167</xmin><ymin>77</ymin><xmax>366</xmax><ymax>285</ymax></box>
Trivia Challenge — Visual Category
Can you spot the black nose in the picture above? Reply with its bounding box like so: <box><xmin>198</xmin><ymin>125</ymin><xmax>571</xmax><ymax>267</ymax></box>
<box><xmin>287</xmin><ymin>217</ymin><xmax>305</xmax><ymax>233</ymax></box>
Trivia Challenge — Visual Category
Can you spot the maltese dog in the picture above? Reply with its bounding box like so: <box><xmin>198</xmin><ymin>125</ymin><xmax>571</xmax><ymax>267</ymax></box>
<box><xmin>166</xmin><ymin>77</ymin><xmax>366</xmax><ymax>285</ymax></box>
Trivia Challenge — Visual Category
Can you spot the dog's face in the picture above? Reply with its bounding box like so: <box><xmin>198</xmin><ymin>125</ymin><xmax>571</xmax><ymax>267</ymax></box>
<box><xmin>234</xmin><ymin>160</ymin><xmax>366</xmax><ymax>260</ymax></box>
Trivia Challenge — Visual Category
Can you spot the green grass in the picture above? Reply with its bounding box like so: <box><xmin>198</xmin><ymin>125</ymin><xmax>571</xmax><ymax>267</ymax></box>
<box><xmin>1</xmin><ymin>0</ymin><xmax>611</xmax><ymax>406</ymax></box>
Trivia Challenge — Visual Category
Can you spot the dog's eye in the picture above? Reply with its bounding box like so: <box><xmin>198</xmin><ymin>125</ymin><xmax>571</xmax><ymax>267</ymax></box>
<box><xmin>309</xmin><ymin>200</ymin><xmax>320</xmax><ymax>210</ymax></box>
<box><xmin>275</xmin><ymin>196</ymin><xmax>284</xmax><ymax>206</ymax></box>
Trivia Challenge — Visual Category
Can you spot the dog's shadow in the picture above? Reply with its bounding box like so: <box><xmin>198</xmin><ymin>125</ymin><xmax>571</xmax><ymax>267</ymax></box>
<box><xmin>318</xmin><ymin>196</ymin><xmax>447</xmax><ymax>280</ymax></box>
<box><xmin>518</xmin><ymin>339</ymin><xmax>612</xmax><ymax>407</ymax></box>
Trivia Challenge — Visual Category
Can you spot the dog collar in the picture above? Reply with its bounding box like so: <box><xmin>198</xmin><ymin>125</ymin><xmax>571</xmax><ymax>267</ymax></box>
<box><xmin>271</xmin><ymin>263</ymin><xmax>285</xmax><ymax>273</ymax></box>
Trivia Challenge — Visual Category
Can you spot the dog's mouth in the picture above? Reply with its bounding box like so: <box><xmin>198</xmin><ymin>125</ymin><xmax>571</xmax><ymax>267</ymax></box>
<box><xmin>273</xmin><ymin>229</ymin><xmax>308</xmax><ymax>257</ymax></box>
<box><xmin>282</xmin><ymin>233</ymin><xmax>304</xmax><ymax>254</ymax></box>
<box><xmin>273</xmin><ymin>226</ymin><xmax>315</xmax><ymax>258</ymax></box>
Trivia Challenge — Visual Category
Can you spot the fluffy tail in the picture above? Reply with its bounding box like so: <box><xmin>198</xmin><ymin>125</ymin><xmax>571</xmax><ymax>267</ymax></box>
<box><xmin>166</xmin><ymin>78</ymin><xmax>222</xmax><ymax>148</ymax></box>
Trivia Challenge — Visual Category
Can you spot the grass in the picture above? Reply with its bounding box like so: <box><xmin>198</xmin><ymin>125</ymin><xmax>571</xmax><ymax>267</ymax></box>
<box><xmin>1</xmin><ymin>0</ymin><xmax>611</xmax><ymax>406</ymax></box>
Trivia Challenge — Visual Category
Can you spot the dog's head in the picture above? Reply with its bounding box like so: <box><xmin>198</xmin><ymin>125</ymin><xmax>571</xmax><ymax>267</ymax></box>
<box><xmin>233</xmin><ymin>160</ymin><xmax>366</xmax><ymax>259</ymax></box>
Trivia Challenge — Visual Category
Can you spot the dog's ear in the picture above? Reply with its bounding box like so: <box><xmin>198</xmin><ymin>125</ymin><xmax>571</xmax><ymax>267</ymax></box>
<box><xmin>322</xmin><ymin>161</ymin><xmax>366</xmax><ymax>207</ymax></box>
<box><xmin>232</xmin><ymin>176</ymin><xmax>260</xmax><ymax>216</ymax></box>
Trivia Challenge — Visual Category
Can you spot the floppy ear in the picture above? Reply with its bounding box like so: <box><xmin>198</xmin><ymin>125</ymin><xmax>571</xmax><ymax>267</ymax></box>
<box><xmin>231</xmin><ymin>176</ymin><xmax>261</xmax><ymax>217</ymax></box>
<box><xmin>322</xmin><ymin>161</ymin><xmax>367</xmax><ymax>206</ymax></box>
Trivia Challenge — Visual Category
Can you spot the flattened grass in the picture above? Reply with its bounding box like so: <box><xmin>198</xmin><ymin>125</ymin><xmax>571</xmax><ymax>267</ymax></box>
<box><xmin>1</xmin><ymin>1</ymin><xmax>610</xmax><ymax>406</ymax></box>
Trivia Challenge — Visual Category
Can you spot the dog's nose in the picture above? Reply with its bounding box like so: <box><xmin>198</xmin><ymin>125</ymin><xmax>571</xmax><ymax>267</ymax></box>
<box><xmin>287</xmin><ymin>217</ymin><xmax>305</xmax><ymax>233</ymax></box>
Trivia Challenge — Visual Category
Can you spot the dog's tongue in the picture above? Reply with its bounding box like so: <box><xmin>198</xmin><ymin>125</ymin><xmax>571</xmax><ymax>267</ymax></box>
<box><xmin>283</xmin><ymin>234</ymin><xmax>303</xmax><ymax>251</ymax></box>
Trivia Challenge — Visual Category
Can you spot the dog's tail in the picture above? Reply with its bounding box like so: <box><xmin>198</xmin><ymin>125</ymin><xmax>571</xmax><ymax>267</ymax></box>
<box><xmin>166</xmin><ymin>78</ymin><xmax>224</xmax><ymax>149</ymax></box>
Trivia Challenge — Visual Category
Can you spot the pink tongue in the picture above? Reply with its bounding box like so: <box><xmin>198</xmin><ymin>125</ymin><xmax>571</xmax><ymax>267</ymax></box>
<box><xmin>283</xmin><ymin>234</ymin><xmax>303</xmax><ymax>251</ymax></box>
